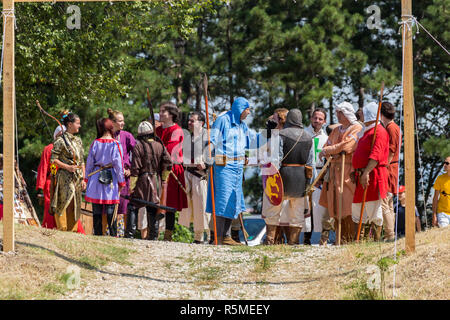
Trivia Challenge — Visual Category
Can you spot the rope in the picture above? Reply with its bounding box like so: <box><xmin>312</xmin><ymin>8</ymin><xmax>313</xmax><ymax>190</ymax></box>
<box><xmin>399</xmin><ymin>15</ymin><xmax>450</xmax><ymax>56</ymax></box>
<box><xmin>414</xmin><ymin>105</ymin><xmax>429</xmax><ymax>230</ymax></box>
<box><xmin>1</xmin><ymin>9</ymin><xmax>17</xmax><ymax>86</ymax></box>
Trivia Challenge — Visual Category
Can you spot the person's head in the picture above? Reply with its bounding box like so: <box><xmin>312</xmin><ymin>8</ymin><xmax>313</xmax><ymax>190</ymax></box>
<box><xmin>381</xmin><ymin>101</ymin><xmax>396</xmax><ymax>124</ymax></box>
<box><xmin>96</xmin><ymin>118</ymin><xmax>115</xmax><ymax>139</ymax></box>
<box><xmin>137</xmin><ymin>121</ymin><xmax>154</xmax><ymax>140</ymax></box>
<box><xmin>230</xmin><ymin>97</ymin><xmax>251</xmax><ymax>123</ymax></box>
<box><xmin>159</xmin><ymin>102</ymin><xmax>179</xmax><ymax>124</ymax></box>
<box><xmin>107</xmin><ymin>108</ymin><xmax>125</xmax><ymax>132</ymax></box>
<box><xmin>53</xmin><ymin>125</ymin><xmax>66</xmax><ymax>141</ymax></box>
<box><xmin>273</xmin><ymin>108</ymin><xmax>289</xmax><ymax>129</ymax></box>
<box><xmin>60</xmin><ymin>110</ymin><xmax>81</xmax><ymax>134</ymax></box>
<box><xmin>355</xmin><ymin>108</ymin><xmax>364</xmax><ymax>122</ymax></box>
<box><xmin>188</xmin><ymin>111</ymin><xmax>205</xmax><ymax>132</ymax></box>
<box><xmin>335</xmin><ymin>102</ymin><xmax>357</xmax><ymax>127</ymax></box>
<box><xmin>398</xmin><ymin>185</ymin><xmax>406</xmax><ymax>203</ymax></box>
<box><xmin>284</xmin><ymin>109</ymin><xmax>303</xmax><ymax>129</ymax></box>
<box><xmin>363</xmin><ymin>102</ymin><xmax>379</xmax><ymax>126</ymax></box>
<box><xmin>444</xmin><ymin>156</ymin><xmax>450</xmax><ymax>174</ymax></box>
<box><xmin>310</xmin><ymin>108</ymin><xmax>327</xmax><ymax>131</ymax></box>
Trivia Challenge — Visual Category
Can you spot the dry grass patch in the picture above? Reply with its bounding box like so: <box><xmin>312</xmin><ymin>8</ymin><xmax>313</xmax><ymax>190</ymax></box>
<box><xmin>0</xmin><ymin>222</ymin><xmax>135</xmax><ymax>300</ymax></box>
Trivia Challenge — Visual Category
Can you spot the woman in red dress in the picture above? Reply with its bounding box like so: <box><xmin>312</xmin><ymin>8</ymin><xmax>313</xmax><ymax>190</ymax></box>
<box><xmin>156</xmin><ymin>102</ymin><xmax>187</xmax><ymax>241</ymax></box>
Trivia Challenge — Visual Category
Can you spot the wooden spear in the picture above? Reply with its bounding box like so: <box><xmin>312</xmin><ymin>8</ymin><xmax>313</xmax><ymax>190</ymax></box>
<box><xmin>337</xmin><ymin>151</ymin><xmax>345</xmax><ymax>246</ymax></box>
<box><xmin>356</xmin><ymin>82</ymin><xmax>384</xmax><ymax>242</ymax></box>
<box><xmin>203</xmin><ymin>74</ymin><xmax>218</xmax><ymax>246</ymax></box>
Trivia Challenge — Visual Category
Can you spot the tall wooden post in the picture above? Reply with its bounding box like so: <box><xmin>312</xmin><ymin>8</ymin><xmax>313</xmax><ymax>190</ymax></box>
<box><xmin>2</xmin><ymin>0</ymin><xmax>16</xmax><ymax>252</ymax></box>
<box><xmin>401</xmin><ymin>0</ymin><xmax>415</xmax><ymax>254</ymax></box>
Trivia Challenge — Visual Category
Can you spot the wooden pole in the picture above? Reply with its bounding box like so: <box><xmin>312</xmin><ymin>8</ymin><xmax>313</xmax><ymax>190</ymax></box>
<box><xmin>337</xmin><ymin>152</ymin><xmax>345</xmax><ymax>246</ymax></box>
<box><xmin>401</xmin><ymin>0</ymin><xmax>415</xmax><ymax>254</ymax></box>
<box><xmin>2</xmin><ymin>0</ymin><xmax>16</xmax><ymax>252</ymax></box>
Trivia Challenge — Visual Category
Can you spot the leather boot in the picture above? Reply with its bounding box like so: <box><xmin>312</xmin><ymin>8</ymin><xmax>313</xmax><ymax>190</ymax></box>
<box><xmin>303</xmin><ymin>232</ymin><xmax>312</xmax><ymax>245</ymax></box>
<box><xmin>147</xmin><ymin>211</ymin><xmax>160</xmax><ymax>241</ymax></box>
<box><xmin>264</xmin><ymin>224</ymin><xmax>277</xmax><ymax>245</ymax></box>
<box><xmin>93</xmin><ymin>214</ymin><xmax>103</xmax><ymax>236</ymax></box>
<box><xmin>353</xmin><ymin>222</ymin><xmax>360</xmax><ymax>240</ymax></box>
<box><xmin>231</xmin><ymin>229</ymin><xmax>240</xmax><ymax>243</ymax></box>
<box><xmin>209</xmin><ymin>231</ymin><xmax>215</xmax><ymax>245</ymax></box>
<box><xmin>163</xmin><ymin>229</ymin><xmax>173</xmax><ymax>241</ymax></box>
<box><xmin>125</xmin><ymin>206</ymin><xmax>137</xmax><ymax>239</ymax></box>
<box><xmin>288</xmin><ymin>226</ymin><xmax>302</xmax><ymax>245</ymax></box>
<box><xmin>106</xmin><ymin>211</ymin><xmax>117</xmax><ymax>237</ymax></box>
<box><xmin>372</xmin><ymin>223</ymin><xmax>382</xmax><ymax>241</ymax></box>
<box><xmin>222</xmin><ymin>236</ymin><xmax>244</xmax><ymax>246</ymax></box>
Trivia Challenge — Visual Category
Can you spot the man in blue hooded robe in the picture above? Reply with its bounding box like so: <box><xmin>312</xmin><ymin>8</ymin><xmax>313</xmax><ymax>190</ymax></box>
<box><xmin>206</xmin><ymin>97</ymin><xmax>258</xmax><ymax>245</ymax></box>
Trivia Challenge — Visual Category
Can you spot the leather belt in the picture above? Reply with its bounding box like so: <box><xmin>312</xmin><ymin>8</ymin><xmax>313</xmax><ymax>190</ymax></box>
<box><xmin>281</xmin><ymin>164</ymin><xmax>305</xmax><ymax>167</ymax></box>
<box><xmin>215</xmin><ymin>155</ymin><xmax>245</xmax><ymax>166</ymax></box>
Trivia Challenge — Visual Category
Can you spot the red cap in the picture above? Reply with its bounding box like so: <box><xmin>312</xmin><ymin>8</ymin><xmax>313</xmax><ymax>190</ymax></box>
<box><xmin>398</xmin><ymin>185</ymin><xmax>405</xmax><ymax>193</ymax></box>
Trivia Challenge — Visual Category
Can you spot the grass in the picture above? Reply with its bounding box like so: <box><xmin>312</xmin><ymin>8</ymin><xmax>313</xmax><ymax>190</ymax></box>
<box><xmin>0</xmin><ymin>222</ymin><xmax>135</xmax><ymax>300</ymax></box>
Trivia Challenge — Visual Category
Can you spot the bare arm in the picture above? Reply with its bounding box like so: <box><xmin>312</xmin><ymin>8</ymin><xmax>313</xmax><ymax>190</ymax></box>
<box><xmin>360</xmin><ymin>159</ymin><xmax>378</xmax><ymax>189</ymax></box>
<box><xmin>432</xmin><ymin>190</ymin><xmax>440</xmax><ymax>227</ymax></box>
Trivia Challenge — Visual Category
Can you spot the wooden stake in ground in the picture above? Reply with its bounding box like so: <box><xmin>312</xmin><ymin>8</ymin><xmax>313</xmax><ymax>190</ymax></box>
<box><xmin>401</xmin><ymin>0</ymin><xmax>416</xmax><ymax>254</ymax></box>
<box><xmin>203</xmin><ymin>74</ymin><xmax>218</xmax><ymax>246</ymax></box>
<box><xmin>337</xmin><ymin>152</ymin><xmax>345</xmax><ymax>246</ymax></box>
<box><xmin>2</xmin><ymin>0</ymin><xmax>16</xmax><ymax>252</ymax></box>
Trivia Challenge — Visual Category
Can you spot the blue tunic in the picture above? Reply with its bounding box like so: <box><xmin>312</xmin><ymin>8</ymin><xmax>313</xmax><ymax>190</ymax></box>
<box><xmin>84</xmin><ymin>138</ymin><xmax>126</xmax><ymax>205</ymax></box>
<box><xmin>206</xmin><ymin>97</ymin><xmax>258</xmax><ymax>220</ymax></box>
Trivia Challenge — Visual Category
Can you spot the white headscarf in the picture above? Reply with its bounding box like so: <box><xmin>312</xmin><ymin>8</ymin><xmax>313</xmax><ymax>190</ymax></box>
<box><xmin>53</xmin><ymin>125</ymin><xmax>66</xmax><ymax>140</ymax></box>
<box><xmin>336</xmin><ymin>101</ymin><xmax>357</xmax><ymax>124</ymax></box>
<box><xmin>363</xmin><ymin>102</ymin><xmax>379</xmax><ymax>122</ymax></box>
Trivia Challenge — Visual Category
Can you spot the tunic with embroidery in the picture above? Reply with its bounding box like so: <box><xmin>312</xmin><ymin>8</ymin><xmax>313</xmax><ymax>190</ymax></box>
<box><xmin>352</xmin><ymin>124</ymin><xmax>389</xmax><ymax>203</ymax></box>
<box><xmin>50</xmin><ymin>132</ymin><xmax>85</xmax><ymax>221</ymax></box>
<box><xmin>84</xmin><ymin>138</ymin><xmax>126</xmax><ymax>205</ymax></box>
<box><xmin>114</xmin><ymin>130</ymin><xmax>136</xmax><ymax>214</ymax></box>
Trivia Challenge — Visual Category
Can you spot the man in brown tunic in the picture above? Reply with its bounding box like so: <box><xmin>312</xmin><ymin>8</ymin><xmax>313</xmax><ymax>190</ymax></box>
<box><xmin>125</xmin><ymin>121</ymin><xmax>172</xmax><ymax>239</ymax></box>
<box><xmin>318</xmin><ymin>102</ymin><xmax>363</xmax><ymax>244</ymax></box>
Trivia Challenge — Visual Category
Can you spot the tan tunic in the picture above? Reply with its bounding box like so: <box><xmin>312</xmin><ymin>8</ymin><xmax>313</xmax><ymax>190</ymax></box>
<box><xmin>319</xmin><ymin>123</ymin><xmax>362</xmax><ymax>218</ymax></box>
<box><xmin>50</xmin><ymin>132</ymin><xmax>84</xmax><ymax>221</ymax></box>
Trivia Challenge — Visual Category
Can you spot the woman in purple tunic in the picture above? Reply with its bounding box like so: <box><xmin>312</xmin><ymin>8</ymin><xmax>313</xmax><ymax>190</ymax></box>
<box><xmin>108</xmin><ymin>108</ymin><xmax>136</xmax><ymax>237</ymax></box>
<box><xmin>85</xmin><ymin>118</ymin><xmax>126</xmax><ymax>236</ymax></box>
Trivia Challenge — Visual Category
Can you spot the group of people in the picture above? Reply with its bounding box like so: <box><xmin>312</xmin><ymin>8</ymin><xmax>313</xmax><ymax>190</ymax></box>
<box><xmin>34</xmin><ymin>97</ymin><xmax>450</xmax><ymax>246</ymax></box>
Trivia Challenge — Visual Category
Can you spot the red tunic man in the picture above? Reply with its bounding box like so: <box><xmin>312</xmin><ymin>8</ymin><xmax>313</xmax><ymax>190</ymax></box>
<box><xmin>351</xmin><ymin>102</ymin><xmax>389</xmax><ymax>241</ymax></box>
<box><xmin>156</xmin><ymin>102</ymin><xmax>188</xmax><ymax>241</ymax></box>
<box><xmin>36</xmin><ymin>126</ymin><xmax>85</xmax><ymax>234</ymax></box>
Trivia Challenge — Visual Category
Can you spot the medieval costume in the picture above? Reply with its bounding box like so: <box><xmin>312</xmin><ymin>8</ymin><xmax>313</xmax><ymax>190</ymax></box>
<box><xmin>262</xmin><ymin>109</ymin><xmax>314</xmax><ymax>245</ymax></box>
<box><xmin>179</xmin><ymin>127</ymin><xmax>210</xmax><ymax>243</ymax></box>
<box><xmin>114</xmin><ymin>129</ymin><xmax>136</xmax><ymax>237</ymax></box>
<box><xmin>206</xmin><ymin>97</ymin><xmax>258</xmax><ymax>245</ymax></box>
<box><xmin>85</xmin><ymin>138</ymin><xmax>126</xmax><ymax>236</ymax></box>
<box><xmin>50</xmin><ymin>131</ymin><xmax>85</xmax><ymax>232</ymax></box>
<box><xmin>351</xmin><ymin>102</ymin><xmax>389</xmax><ymax>241</ymax></box>
<box><xmin>127</xmin><ymin>121</ymin><xmax>172</xmax><ymax>240</ymax></box>
<box><xmin>156</xmin><ymin>120</ymin><xmax>188</xmax><ymax>239</ymax></box>
<box><xmin>36</xmin><ymin>126</ymin><xmax>85</xmax><ymax>233</ymax></box>
<box><xmin>381</xmin><ymin>119</ymin><xmax>401</xmax><ymax>241</ymax></box>
<box><xmin>304</xmin><ymin>122</ymin><xmax>328</xmax><ymax>243</ymax></box>
<box><xmin>319</xmin><ymin>102</ymin><xmax>363</xmax><ymax>243</ymax></box>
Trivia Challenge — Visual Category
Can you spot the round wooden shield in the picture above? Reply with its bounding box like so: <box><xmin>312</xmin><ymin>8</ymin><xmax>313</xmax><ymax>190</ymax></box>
<box><xmin>261</xmin><ymin>163</ymin><xmax>284</xmax><ymax>206</ymax></box>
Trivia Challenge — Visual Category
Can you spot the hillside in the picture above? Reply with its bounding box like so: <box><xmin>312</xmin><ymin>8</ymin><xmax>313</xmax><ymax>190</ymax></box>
<box><xmin>1</xmin><ymin>222</ymin><xmax>448</xmax><ymax>300</ymax></box>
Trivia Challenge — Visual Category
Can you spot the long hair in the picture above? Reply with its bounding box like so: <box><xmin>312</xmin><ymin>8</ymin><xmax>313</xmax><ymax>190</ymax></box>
<box><xmin>96</xmin><ymin>118</ymin><xmax>115</xmax><ymax>139</ymax></box>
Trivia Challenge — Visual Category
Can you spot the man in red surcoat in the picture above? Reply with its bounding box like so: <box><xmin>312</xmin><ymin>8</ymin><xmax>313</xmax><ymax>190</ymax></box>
<box><xmin>351</xmin><ymin>102</ymin><xmax>389</xmax><ymax>241</ymax></box>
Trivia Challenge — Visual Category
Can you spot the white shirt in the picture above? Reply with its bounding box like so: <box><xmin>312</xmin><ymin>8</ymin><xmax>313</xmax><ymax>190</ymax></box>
<box><xmin>304</xmin><ymin>124</ymin><xmax>328</xmax><ymax>168</ymax></box>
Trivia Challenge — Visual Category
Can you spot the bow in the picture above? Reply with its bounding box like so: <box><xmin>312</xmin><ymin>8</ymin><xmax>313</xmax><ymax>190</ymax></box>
<box><xmin>36</xmin><ymin>100</ymin><xmax>77</xmax><ymax>166</ymax></box>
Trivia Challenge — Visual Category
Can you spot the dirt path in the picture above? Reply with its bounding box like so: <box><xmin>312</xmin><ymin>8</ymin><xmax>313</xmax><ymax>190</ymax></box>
<box><xmin>63</xmin><ymin>239</ymin><xmax>345</xmax><ymax>300</ymax></box>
